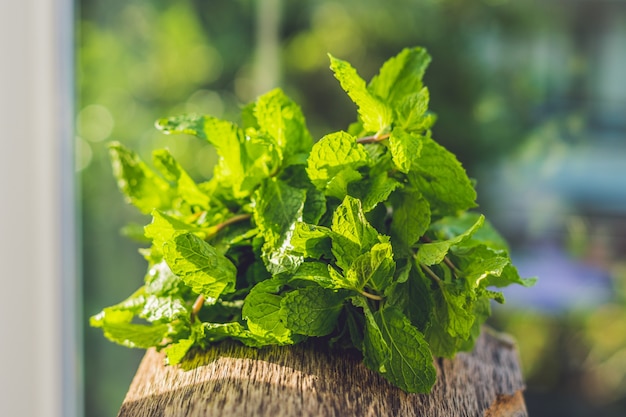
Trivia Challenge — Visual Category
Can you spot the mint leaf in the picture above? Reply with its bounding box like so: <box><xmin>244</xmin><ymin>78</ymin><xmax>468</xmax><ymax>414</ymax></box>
<box><xmin>424</xmin><ymin>280</ymin><xmax>476</xmax><ymax>357</ymax></box>
<box><xmin>354</xmin><ymin>172</ymin><xmax>402</xmax><ymax>212</ymax></box>
<box><xmin>430</xmin><ymin>212</ymin><xmax>510</xmax><ymax>252</ymax></box>
<box><xmin>144</xmin><ymin>260</ymin><xmax>186</xmax><ymax>296</ymax></box>
<box><xmin>397</xmin><ymin>88</ymin><xmax>435</xmax><ymax>133</ymax></box>
<box><xmin>486</xmin><ymin>263</ymin><xmax>537</xmax><ymax>289</ymax></box>
<box><xmin>164</xmin><ymin>338</ymin><xmax>195</xmax><ymax>365</ymax></box>
<box><xmin>368</xmin><ymin>47</ymin><xmax>431</xmax><ymax>107</ymax></box>
<box><xmin>145</xmin><ymin>210</ymin><xmax>208</xmax><ymax>251</ymax></box>
<box><xmin>140</xmin><ymin>294</ymin><xmax>188</xmax><ymax>323</ymax></box>
<box><xmin>390</xmin><ymin>188</ymin><xmax>431</xmax><ymax>252</ymax></box>
<box><xmin>90</xmin><ymin>289</ymin><xmax>186</xmax><ymax>349</ymax></box>
<box><xmin>242</xmin><ymin>276</ymin><xmax>298</xmax><ymax>345</ymax></box>
<box><xmin>282</xmin><ymin>286</ymin><xmax>346</xmax><ymax>336</ymax></box>
<box><xmin>93</xmin><ymin>318</ymin><xmax>173</xmax><ymax>349</ymax></box>
<box><xmin>386</xmin><ymin>261</ymin><xmax>434</xmax><ymax>330</ymax></box>
<box><xmin>252</xmin><ymin>178</ymin><xmax>307</xmax><ymax>274</ymax></box>
<box><xmin>201</xmin><ymin>322</ymin><xmax>275</xmax><ymax>348</ymax></box>
<box><xmin>451</xmin><ymin>244</ymin><xmax>511</xmax><ymax>289</ymax></box>
<box><xmin>329</xmin><ymin>54</ymin><xmax>392</xmax><ymax>133</ymax></box>
<box><xmin>330</xmin><ymin>196</ymin><xmax>381</xmax><ymax>270</ymax></box>
<box><xmin>253</xmin><ymin>88</ymin><xmax>313</xmax><ymax>156</ymax></box>
<box><xmin>408</xmin><ymin>136</ymin><xmax>477</xmax><ymax>216</ymax></box>
<box><xmin>291</xmin><ymin>222</ymin><xmax>333</xmax><ymax>259</ymax></box>
<box><xmin>416</xmin><ymin>214</ymin><xmax>484</xmax><ymax>266</ymax></box>
<box><xmin>152</xmin><ymin>149</ymin><xmax>208</xmax><ymax>208</ymax></box>
<box><xmin>355</xmin><ymin>297</ymin><xmax>437</xmax><ymax>393</ymax></box>
<box><xmin>156</xmin><ymin>115</ymin><xmax>243</xmax><ymax>180</ymax></box>
<box><xmin>157</xmin><ymin>114</ymin><xmax>280</xmax><ymax>198</ymax></box>
<box><xmin>346</xmin><ymin>242</ymin><xmax>395</xmax><ymax>292</ymax></box>
<box><xmin>307</xmin><ymin>131</ymin><xmax>370</xmax><ymax>199</ymax></box>
<box><xmin>290</xmin><ymin>261</ymin><xmax>337</xmax><ymax>289</ymax></box>
<box><xmin>388</xmin><ymin>129</ymin><xmax>423</xmax><ymax>173</ymax></box>
<box><xmin>109</xmin><ymin>142</ymin><xmax>174</xmax><ymax>214</ymax></box>
<box><xmin>163</xmin><ymin>233</ymin><xmax>237</xmax><ymax>300</ymax></box>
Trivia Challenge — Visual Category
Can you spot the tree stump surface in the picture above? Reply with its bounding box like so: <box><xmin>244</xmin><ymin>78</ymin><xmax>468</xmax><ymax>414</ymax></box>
<box><xmin>118</xmin><ymin>330</ymin><xmax>527</xmax><ymax>417</ymax></box>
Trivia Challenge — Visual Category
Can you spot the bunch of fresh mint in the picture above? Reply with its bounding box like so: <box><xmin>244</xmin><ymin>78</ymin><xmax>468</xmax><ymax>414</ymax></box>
<box><xmin>91</xmin><ymin>47</ymin><xmax>534</xmax><ymax>393</ymax></box>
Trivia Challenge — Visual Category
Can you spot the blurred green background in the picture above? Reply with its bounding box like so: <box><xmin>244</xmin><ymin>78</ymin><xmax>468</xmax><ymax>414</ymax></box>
<box><xmin>78</xmin><ymin>0</ymin><xmax>626</xmax><ymax>416</ymax></box>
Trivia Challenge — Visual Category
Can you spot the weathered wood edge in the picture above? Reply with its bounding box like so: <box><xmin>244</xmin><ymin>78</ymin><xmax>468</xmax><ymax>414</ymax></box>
<box><xmin>118</xmin><ymin>330</ymin><xmax>527</xmax><ymax>417</ymax></box>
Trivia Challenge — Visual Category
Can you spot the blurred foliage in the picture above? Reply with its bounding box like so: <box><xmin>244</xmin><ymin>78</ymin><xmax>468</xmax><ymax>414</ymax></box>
<box><xmin>78</xmin><ymin>1</ymin><xmax>626</xmax><ymax>416</ymax></box>
<box><xmin>493</xmin><ymin>263</ymin><xmax>626</xmax><ymax>416</ymax></box>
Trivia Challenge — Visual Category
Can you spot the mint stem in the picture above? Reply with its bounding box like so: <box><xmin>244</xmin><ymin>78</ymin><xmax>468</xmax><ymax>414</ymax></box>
<box><xmin>359</xmin><ymin>289</ymin><xmax>384</xmax><ymax>301</ymax></box>
<box><xmin>205</xmin><ymin>213</ymin><xmax>252</xmax><ymax>240</ymax></box>
<box><xmin>356</xmin><ymin>132</ymin><xmax>391</xmax><ymax>144</ymax></box>
<box><xmin>214</xmin><ymin>213</ymin><xmax>251</xmax><ymax>233</ymax></box>
<box><xmin>191</xmin><ymin>295</ymin><xmax>205</xmax><ymax>323</ymax></box>
<box><xmin>420</xmin><ymin>263</ymin><xmax>442</xmax><ymax>283</ymax></box>
<box><xmin>420</xmin><ymin>236</ymin><xmax>460</xmax><ymax>275</ymax></box>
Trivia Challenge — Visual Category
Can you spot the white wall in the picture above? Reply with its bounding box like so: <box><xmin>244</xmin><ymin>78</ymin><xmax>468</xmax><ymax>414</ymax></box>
<box><xmin>0</xmin><ymin>1</ymin><xmax>78</xmax><ymax>417</ymax></box>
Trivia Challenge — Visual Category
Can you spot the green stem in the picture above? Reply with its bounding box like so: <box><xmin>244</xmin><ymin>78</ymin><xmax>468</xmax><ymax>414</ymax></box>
<box><xmin>419</xmin><ymin>236</ymin><xmax>461</xmax><ymax>275</ymax></box>
<box><xmin>205</xmin><ymin>213</ymin><xmax>252</xmax><ymax>240</ymax></box>
<box><xmin>356</xmin><ymin>132</ymin><xmax>391</xmax><ymax>144</ymax></box>
<box><xmin>420</xmin><ymin>263</ymin><xmax>442</xmax><ymax>283</ymax></box>
<box><xmin>190</xmin><ymin>294</ymin><xmax>205</xmax><ymax>323</ymax></box>
<box><xmin>359</xmin><ymin>289</ymin><xmax>384</xmax><ymax>301</ymax></box>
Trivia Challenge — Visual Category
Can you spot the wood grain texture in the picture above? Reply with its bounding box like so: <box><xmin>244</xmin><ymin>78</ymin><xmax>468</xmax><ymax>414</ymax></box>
<box><xmin>118</xmin><ymin>330</ymin><xmax>527</xmax><ymax>417</ymax></box>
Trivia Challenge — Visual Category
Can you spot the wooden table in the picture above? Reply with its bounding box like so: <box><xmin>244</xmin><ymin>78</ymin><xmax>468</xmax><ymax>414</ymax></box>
<box><xmin>118</xmin><ymin>330</ymin><xmax>527</xmax><ymax>416</ymax></box>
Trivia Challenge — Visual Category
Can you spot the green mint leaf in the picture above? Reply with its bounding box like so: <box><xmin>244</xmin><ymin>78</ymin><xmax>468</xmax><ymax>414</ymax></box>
<box><xmin>425</xmin><ymin>281</ymin><xmax>475</xmax><ymax>357</ymax></box>
<box><xmin>388</xmin><ymin>129</ymin><xmax>423</xmax><ymax>173</ymax></box>
<box><xmin>303</xmin><ymin>186</ymin><xmax>327</xmax><ymax>224</ymax></box>
<box><xmin>397</xmin><ymin>89</ymin><xmax>435</xmax><ymax>133</ymax></box>
<box><xmin>390</xmin><ymin>188</ymin><xmax>431</xmax><ymax>253</ymax></box>
<box><xmin>144</xmin><ymin>260</ymin><xmax>186</xmax><ymax>296</ymax></box>
<box><xmin>291</xmin><ymin>222</ymin><xmax>333</xmax><ymax>260</ymax></box>
<box><xmin>93</xmin><ymin>318</ymin><xmax>173</xmax><ymax>349</ymax></box>
<box><xmin>368</xmin><ymin>47</ymin><xmax>431</xmax><ymax>108</ymax></box>
<box><xmin>156</xmin><ymin>114</ymin><xmax>244</xmax><ymax>180</ymax></box>
<box><xmin>252</xmin><ymin>177</ymin><xmax>307</xmax><ymax>274</ymax></box>
<box><xmin>457</xmin><ymin>297</ymin><xmax>491</xmax><ymax>352</ymax></box>
<box><xmin>353</xmin><ymin>172</ymin><xmax>402</xmax><ymax>212</ymax></box>
<box><xmin>157</xmin><ymin>114</ymin><xmax>278</xmax><ymax>198</ymax></box>
<box><xmin>330</xmin><ymin>196</ymin><xmax>381</xmax><ymax>270</ymax></box>
<box><xmin>152</xmin><ymin>149</ymin><xmax>209</xmax><ymax>208</ymax></box>
<box><xmin>253</xmin><ymin>88</ymin><xmax>313</xmax><ymax>156</ymax></box>
<box><xmin>355</xmin><ymin>296</ymin><xmax>437</xmax><ymax>393</ymax></box>
<box><xmin>416</xmin><ymin>214</ymin><xmax>484</xmax><ymax>266</ymax></box>
<box><xmin>109</xmin><ymin>142</ymin><xmax>174</xmax><ymax>214</ymax></box>
<box><xmin>290</xmin><ymin>261</ymin><xmax>337</xmax><ymax>289</ymax></box>
<box><xmin>282</xmin><ymin>286</ymin><xmax>346</xmax><ymax>336</ymax></box>
<box><xmin>331</xmin><ymin>195</ymin><xmax>380</xmax><ymax>250</ymax></box>
<box><xmin>164</xmin><ymin>338</ymin><xmax>195</xmax><ymax>365</ymax></box>
<box><xmin>329</xmin><ymin>54</ymin><xmax>392</xmax><ymax>133</ymax></box>
<box><xmin>386</xmin><ymin>261</ymin><xmax>434</xmax><ymax>330</ymax></box>
<box><xmin>408</xmin><ymin>136</ymin><xmax>477</xmax><ymax>216</ymax></box>
<box><xmin>485</xmin><ymin>263</ymin><xmax>537</xmax><ymax>289</ymax></box>
<box><xmin>325</xmin><ymin>169</ymin><xmax>364</xmax><ymax>201</ymax></box>
<box><xmin>307</xmin><ymin>131</ymin><xmax>370</xmax><ymax>199</ymax></box>
<box><xmin>430</xmin><ymin>212</ymin><xmax>510</xmax><ymax>252</ymax></box>
<box><xmin>201</xmin><ymin>322</ymin><xmax>275</xmax><ymax>348</ymax></box>
<box><xmin>351</xmin><ymin>296</ymin><xmax>390</xmax><ymax>374</ymax></box>
<box><xmin>451</xmin><ymin>244</ymin><xmax>511</xmax><ymax>289</ymax></box>
<box><xmin>90</xmin><ymin>290</ymin><xmax>185</xmax><ymax>349</ymax></box>
<box><xmin>139</xmin><ymin>294</ymin><xmax>188</xmax><ymax>323</ymax></box>
<box><xmin>242</xmin><ymin>276</ymin><xmax>299</xmax><ymax>345</ymax></box>
<box><xmin>239</xmin><ymin>132</ymin><xmax>282</xmax><ymax>192</ymax></box>
<box><xmin>163</xmin><ymin>233</ymin><xmax>237</xmax><ymax>301</ymax></box>
<box><xmin>145</xmin><ymin>210</ymin><xmax>208</xmax><ymax>251</ymax></box>
<box><xmin>346</xmin><ymin>242</ymin><xmax>395</xmax><ymax>292</ymax></box>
